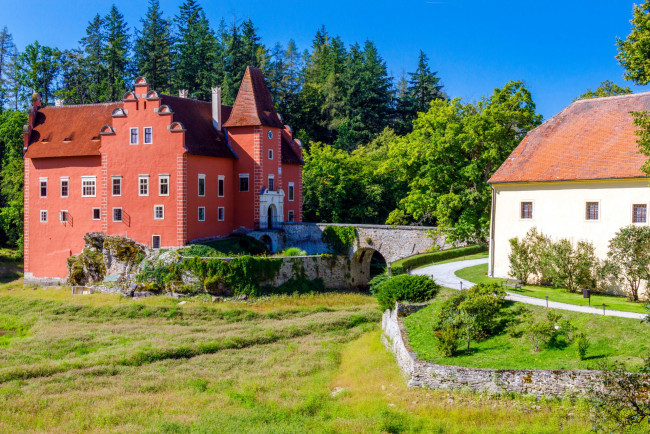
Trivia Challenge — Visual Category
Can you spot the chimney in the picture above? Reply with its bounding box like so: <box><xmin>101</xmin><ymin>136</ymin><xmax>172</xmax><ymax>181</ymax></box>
<box><xmin>212</xmin><ymin>87</ymin><xmax>222</xmax><ymax>131</ymax></box>
<box><xmin>178</xmin><ymin>89</ymin><xmax>189</xmax><ymax>99</ymax></box>
<box><xmin>54</xmin><ymin>98</ymin><xmax>65</xmax><ymax>107</ymax></box>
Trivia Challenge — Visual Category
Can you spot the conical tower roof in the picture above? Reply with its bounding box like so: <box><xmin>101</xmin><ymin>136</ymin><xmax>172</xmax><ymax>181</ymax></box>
<box><xmin>223</xmin><ymin>66</ymin><xmax>284</xmax><ymax>128</ymax></box>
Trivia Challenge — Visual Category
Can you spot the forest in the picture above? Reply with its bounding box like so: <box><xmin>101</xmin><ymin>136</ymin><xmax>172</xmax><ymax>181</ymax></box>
<box><xmin>0</xmin><ymin>0</ymin><xmax>553</xmax><ymax>252</ymax></box>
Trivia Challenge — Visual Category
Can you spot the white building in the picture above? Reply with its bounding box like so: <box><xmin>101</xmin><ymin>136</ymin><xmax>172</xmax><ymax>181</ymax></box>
<box><xmin>488</xmin><ymin>92</ymin><xmax>650</xmax><ymax>278</ymax></box>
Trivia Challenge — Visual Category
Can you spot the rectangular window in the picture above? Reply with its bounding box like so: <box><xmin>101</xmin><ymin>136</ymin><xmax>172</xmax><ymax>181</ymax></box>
<box><xmin>268</xmin><ymin>175</ymin><xmax>274</xmax><ymax>192</ymax></box>
<box><xmin>81</xmin><ymin>176</ymin><xmax>96</xmax><ymax>197</ymax></box>
<box><xmin>520</xmin><ymin>201</ymin><xmax>533</xmax><ymax>219</ymax></box>
<box><xmin>39</xmin><ymin>177</ymin><xmax>48</xmax><ymax>198</ymax></box>
<box><xmin>60</xmin><ymin>210</ymin><xmax>69</xmax><ymax>223</ymax></box>
<box><xmin>198</xmin><ymin>174</ymin><xmax>206</xmax><ymax>196</ymax></box>
<box><xmin>288</xmin><ymin>210</ymin><xmax>294</xmax><ymax>222</ymax></box>
<box><xmin>139</xmin><ymin>175</ymin><xmax>149</xmax><ymax>196</ymax></box>
<box><xmin>130</xmin><ymin>127</ymin><xmax>138</xmax><ymax>145</ymax></box>
<box><xmin>218</xmin><ymin>206</ymin><xmax>225</xmax><ymax>221</ymax></box>
<box><xmin>152</xmin><ymin>235</ymin><xmax>161</xmax><ymax>249</ymax></box>
<box><xmin>113</xmin><ymin>207</ymin><xmax>122</xmax><ymax>222</ymax></box>
<box><xmin>269</xmin><ymin>149</ymin><xmax>273</xmax><ymax>160</ymax></box>
<box><xmin>112</xmin><ymin>176</ymin><xmax>122</xmax><ymax>196</ymax></box>
<box><xmin>586</xmin><ymin>202</ymin><xmax>599</xmax><ymax>221</ymax></box>
<box><xmin>92</xmin><ymin>208</ymin><xmax>101</xmax><ymax>220</ymax></box>
<box><xmin>198</xmin><ymin>206</ymin><xmax>205</xmax><ymax>221</ymax></box>
<box><xmin>239</xmin><ymin>174</ymin><xmax>249</xmax><ymax>192</ymax></box>
<box><xmin>218</xmin><ymin>176</ymin><xmax>225</xmax><ymax>197</ymax></box>
<box><xmin>144</xmin><ymin>127</ymin><xmax>152</xmax><ymax>144</ymax></box>
<box><xmin>154</xmin><ymin>205</ymin><xmax>164</xmax><ymax>220</ymax></box>
<box><xmin>288</xmin><ymin>183</ymin><xmax>295</xmax><ymax>201</ymax></box>
<box><xmin>60</xmin><ymin>177</ymin><xmax>69</xmax><ymax>198</ymax></box>
<box><xmin>159</xmin><ymin>175</ymin><xmax>169</xmax><ymax>196</ymax></box>
<box><xmin>633</xmin><ymin>204</ymin><xmax>647</xmax><ymax>223</ymax></box>
<box><xmin>40</xmin><ymin>210</ymin><xmax>47</xmax><ymax>222</ymax></box>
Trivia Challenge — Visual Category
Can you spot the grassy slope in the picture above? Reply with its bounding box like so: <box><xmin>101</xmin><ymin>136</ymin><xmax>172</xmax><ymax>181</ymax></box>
<box><xmin>405</xmin><ymin>288</ymin><xmax>650</xmax><ymax>371</ymax></box>
<box><xmin>0</xmin><ymin>287</ymin><xmax>592</xmax><ymax>432</ymax></box>
<box><xmin>457</xmin><ymin>263</ymin><xmax>648</xmax><ymax>314</ymax></box>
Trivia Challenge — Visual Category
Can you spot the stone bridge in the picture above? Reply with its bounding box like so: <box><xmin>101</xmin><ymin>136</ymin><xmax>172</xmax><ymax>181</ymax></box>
<box><xmin>249</xmin><ymin>223</ymin><xmax>454</xmax><ymax>279</ymax></box>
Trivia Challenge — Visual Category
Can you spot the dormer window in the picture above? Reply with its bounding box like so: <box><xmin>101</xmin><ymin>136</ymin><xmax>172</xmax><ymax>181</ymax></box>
<box><xmin>130</xmin><ymin>128</ymin><xmax>139</xmax><ymax>145</ymax></box>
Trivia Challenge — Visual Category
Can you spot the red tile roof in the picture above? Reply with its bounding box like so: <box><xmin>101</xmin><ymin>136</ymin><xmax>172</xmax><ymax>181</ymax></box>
<box><xmin>25</xmin><ymin>103</ymin><xmax>121</xmax><ymax>159</ymax></box>
<box><xmin>224</xmin><ymin>66</ymin><xmax>284</xmax><ymax>128</ymax></box>
<box><xmin>281</xmin><ymin>129</ymin><xmax>303</xmax><ymax>165</ymax></box>
<box><xmin>489</xmin><ymin>92</ymin><xmax>650</xmax><ymax>184</ymax></box>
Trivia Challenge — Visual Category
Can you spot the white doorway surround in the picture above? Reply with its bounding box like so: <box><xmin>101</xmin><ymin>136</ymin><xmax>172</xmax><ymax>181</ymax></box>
<box><xmin>259</xmin><ymin>189</ymin><xmax>284</xmax><ymax>229</ymax></box>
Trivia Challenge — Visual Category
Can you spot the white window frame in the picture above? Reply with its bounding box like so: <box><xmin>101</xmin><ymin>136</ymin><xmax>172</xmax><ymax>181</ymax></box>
<box><xmin>268</xmin><ymin>149</ymin><xmax>273</xmax><ymax>160</ymax></box>
<box><xmin>239</xmin><ymin>173</ymin><xmax>249</xmax><ymax>192</ymax></box>
<box><xmin>154</xmin><ymin>205</ymin><xmax>164</xmax><ymax>220</ymax></box>
<box><xmin>130</xmin><ymin>127</ymin><xmax>139</xmax><ymax>145</ymax></box>
<box><xmin>39</xmin><ymin>177</ymin><xmax>48</xmax><ymax>198</ymax></box>
<box><xmin>40</xmin><ymin>210</ymin><xmax>47</xmax><ymax>223</ymax></box>
<box><xmin>112</xmin><ymin>207</ymin><xmax>123</xmax><ymax>222</ymax></box>
<box><xmin>139</xmin><ymin>175</ymin><xmax>149</xmax><ymax>197</ymax></box>
<box><xmin>92</xmin><ymin>207</ymin><xmax>101</xmax><ymax>221</ymax></box>
<box><xmin>81</xmin><ymin>176</ymin><xmax>97</xmax><ymax>198</ymax></box>
<box><xmin>198</xmin><ymin>206</ymin><xmax>205</xmax><ymax>222</ymax></box>
<box><xmin>218</xmin><ymin>175</ymin><xmax>225</xmax><ymax>197</ymax></box>
<box><xmin>288</xmin><ymin>210</ymin><xmax>294</xmax><ymax>222</ymax></box>
<box><xmin>519</xmin><ymin>200</ymin><xmax>534</xmax><ymax>220</ymax></box>
<box><xmin>268</xmin><ymin>174</ymin><xmax>275</xmax><ymax>192</ymax></box>
<box><xmin>218</xmin><ymin>206</ymin><xmax>225</xmax><ymax>221</ymax></box>
<box><xmin>158</xmin><ymin>174</ymin><xmax>170</xmax><ymax>196</ymax></box>
<box><xmin>112</xmin><ymin>175</ymin><xmax>122</xmax><ymax>196</ymax></box>
<box><xmin>60</xmin><ymin>177</ymin><xmax>69</xmax><ymax>198</ymax></box>
<box><xmin>585</xmin><ymin>200</ymin><xmax>600</xmax><ymax>222</ymax></box>
<box><xmin>59</xmin><ymin>210</ymin><xmax>69</xmax><ymax>223</ymax></box>
<box><xmin>198</xmin><ymin>174</ymin><xmax>206</xmax><ymax>197</ymax></box>
<box><xmin>152</xmin><ymin>235</ymin><xmax>161</xmax><ymax>249</ymax></box>
<box><xmin>632</xmin><ymin>203</ymin><xmax>648</xmax><ymax>224</ymax></box>
<box><xmin>143</xmin><ymin>126</ymin><xmax>153</xmax><ymax>144</ymax></box>
<box><xmin>288</xmin><ymin>182</ymin><xmax>295</xmax><ymax>201</ymax></box>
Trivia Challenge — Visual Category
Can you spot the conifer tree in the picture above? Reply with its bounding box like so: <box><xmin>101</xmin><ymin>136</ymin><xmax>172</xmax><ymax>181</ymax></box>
<box><xmin>135</xmin><ymin>0</ymin><xmax>173</xmax><ymax>93</ymax></box>
<box><xmin>222</xmin><ymin>19</ymin><xmax>245</xmax><ymax>104</ymax></box>
<box><xmin>0</xmin><ymin>27</ymin><xmax>15</xmax><ymax>112</ymax></box>
<box><xmin>79</xmin><ymin>14</ymin><xmax>106</xmax><ymax>103</ymax></box>
<box><xmin>57</xmin><ymin>49</ymin><xmax>90</xmax><ymax>104</ymax></box>
<box><xmin>407</xmin><ymin>50</ymin><xmax>445</xmax><ymax>113</ymax></box>
<box><xmin>103</xmin><ymin>4</ymin><xmax>132</xmax><ymax>101</ymax></box>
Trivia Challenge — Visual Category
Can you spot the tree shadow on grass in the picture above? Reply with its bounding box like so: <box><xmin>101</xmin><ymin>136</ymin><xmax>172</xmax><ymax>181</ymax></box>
<box><xmin>582</xmin><ymin>354</ymin><xmax>608</xmax><ymax>361</ymax></box>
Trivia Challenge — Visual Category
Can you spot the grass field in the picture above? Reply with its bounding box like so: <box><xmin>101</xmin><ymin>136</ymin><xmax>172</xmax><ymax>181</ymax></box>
<box><xmin>456</xmin><ymin>262</ymin><xmax>648</xmax><ymax>314</ymax></box>
<box><xmin>404</xmin><ymin>288</ymin><xmax>650</xmax><ymax>371</ymax></box>
<box><xmin>0</xmin><ymin>285</ymin><xmax>598</xmax><ymax>432</ymax></box>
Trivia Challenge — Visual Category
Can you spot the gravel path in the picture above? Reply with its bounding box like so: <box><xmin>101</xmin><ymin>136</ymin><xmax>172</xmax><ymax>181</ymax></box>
<box><xmin>411</xmin><ymin>258</ymin><xmax>645</xmax><ymax>320</ymax></box>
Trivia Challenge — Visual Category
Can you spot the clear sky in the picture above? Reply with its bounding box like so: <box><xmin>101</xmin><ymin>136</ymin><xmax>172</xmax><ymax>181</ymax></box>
<box><xmin>1</xmin><ymin>0</ymin><xmax>646</xmax><ymax>119</ymax></box>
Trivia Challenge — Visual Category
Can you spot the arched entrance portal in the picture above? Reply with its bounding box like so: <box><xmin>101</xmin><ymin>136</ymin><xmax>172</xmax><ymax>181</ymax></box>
<box><xmin>351</xmin><ymin>248</ymin><xmax>387</xmax><ymax>289</ymax></box>
<box><xmin>267</xmin><ymin>204</ymin><xmax>277</xmax><ymax>229</ymax></box>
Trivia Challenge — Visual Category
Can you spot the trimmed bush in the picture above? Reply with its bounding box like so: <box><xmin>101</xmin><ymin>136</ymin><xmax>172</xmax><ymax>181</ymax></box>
<box><xmin>368</xmin><ymin>272</ymin><xmax>390</xmax><ymax>295</ymax></box>
<box><xmin>391</xmin><ymin>245</ymin><xmax>487</xmax><ymax>275</ymax></box>
<box><xmin>282</xmin><ymin>247</ymin><xmax>307</xmax><ymax>257</ymax></box>
<box><xmin>376</xmin><ymin>274</ymin><xmax>440</xmax><ymax>311</ymax></box>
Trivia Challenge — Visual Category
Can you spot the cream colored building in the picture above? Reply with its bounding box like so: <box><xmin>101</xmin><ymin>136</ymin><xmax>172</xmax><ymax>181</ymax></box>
<box><xmin>488</xmin><ymin>92</ymin><xmax>650</xmax><ymax>278</ymax></box>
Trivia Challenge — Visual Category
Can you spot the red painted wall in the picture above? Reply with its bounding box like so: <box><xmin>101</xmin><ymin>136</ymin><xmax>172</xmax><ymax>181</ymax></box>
<box><xmin>228</xmin><ymin>126</ymin><xmax>258</xmax><ymax>228</ymax></box>
<box><xmin>282</xmin><ymin>163</ymin><xmax>303</xmax><ymax>222</ymax></box>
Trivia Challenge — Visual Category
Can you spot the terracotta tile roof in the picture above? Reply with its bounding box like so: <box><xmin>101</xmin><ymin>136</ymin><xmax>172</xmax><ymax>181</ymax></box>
<box><xmin>160</xmin><ymin>95</ymin><xmax>235</xmax><ymax>158</ymax></box>
<box><xmin>223</xmin><ymin>66</ymin><xmax>284</xmax><ymax>128</ymax></box>
<box><xmin>281</xmin><ymin>129</ymin><xmax>303</xmax><ymax>165</ymax></box>
<box><xmin>489</xmin><ymin>92</ymin><xmax>650</xmax><ymax>184</ymax></box>
<box><xmin>25</xmin><ymin>103</ymin><xmax>121</xmax><ymax>159</ymax></box>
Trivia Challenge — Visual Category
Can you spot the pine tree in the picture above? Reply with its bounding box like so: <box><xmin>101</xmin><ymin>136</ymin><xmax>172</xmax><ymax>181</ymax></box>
<box><xmin>173</xmin><ymin>0</ymin><xmax>217</xmax><ymax>100</ymax></box>
<box><xmin>57</xmin><ymin>49</ymin><xmax>90</xmax><ymax>104</ymax></box>
<box><xmin>103</xmin><ymin>5</ymin><xmax>132</xmax><ymax>101</ymax></box>
<box><xmin>79</xmin><ymin>14</ymin><xmax>106</xmax><ymax>103</ymax></box>
<box><xmin>393</xmin><ymin>70</ymin><xmax>410</xmax><ymax>135</ymax></box>
<box><xmin>407</xmin><ymin>50</ymin><xmax>445</xmax><ymax>114</ymax></box>
<box><xmin>222</xmin><ymin>18</ymin><xmax>244</xmax><ymax>104</ymax></box>
<box><xmin>0</xmin><ymin>27</ymin><xmax>15</xmax><ymax>112</ymax></box>
<box><xmin>135</xmin><ymin>0</ymin><xmax>173</xmax><ymax>93</ymax></box>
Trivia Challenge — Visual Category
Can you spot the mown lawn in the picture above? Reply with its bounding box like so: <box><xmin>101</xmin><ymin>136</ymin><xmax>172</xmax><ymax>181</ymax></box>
<box><xmin>405</xmin><ymin>288</ymin><xmax>650</xmax><ymax>371</ymax></box>
<box><xmin>457</xmin><ymin>262</ymin><xmax>648</xmax><ymax>314</ymax></box>
<box><xmin>0</xmin><ymin>286</ymin><xmax>594</xmax><ymax>432</ymax></box>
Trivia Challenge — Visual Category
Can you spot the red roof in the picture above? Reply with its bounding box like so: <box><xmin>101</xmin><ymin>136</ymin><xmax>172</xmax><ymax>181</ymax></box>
<box><xmin>281</xmin><ymin>129</ymin><xmax>303</xmax><ymax>165</ymax></box>
<box><xmin>25</xmin><ymin>103</ymin><xmax>121</xmax><ymax>159</ymax></box>
<box><xmin>224</xmin><ymin>66</ymin><xmax>284</xmax><ymax>128</ymax></box>
<box><xmin>489</xmin><ymin>92</ymin><xmax>650</xmax><ymax>184</ymax></box>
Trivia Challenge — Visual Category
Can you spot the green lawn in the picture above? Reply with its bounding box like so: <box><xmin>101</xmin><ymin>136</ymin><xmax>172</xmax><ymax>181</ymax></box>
<box><xmin>404</xmin><ymin>288</ymin><xmax>650</xmax><ymax>371</ymax></box>
<box><xmin>456</xmin><ymin>263</ymin><xmax>648</xmax><ymax>314</ymax></box>
<box><xmin>415</xmin><ymin>251</ymin><xmax>489</xmax><ymax>268</ymax></box>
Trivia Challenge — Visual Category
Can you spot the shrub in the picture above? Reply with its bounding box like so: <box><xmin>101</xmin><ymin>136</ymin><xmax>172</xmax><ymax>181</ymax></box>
<box><xmin>282</xmin><ymin>247</ymin><xmax>307</xmax><ymax>257</ymax></box>
<box><xmin>322</xmin><ymin>226</ymin><xmax>357</xmax><ymax>255</ymax></box>
<box><xmin>391</xmin><ymin>244</ymin><xmax>488</xmax><ymax>275</ymax></box>
<box><xmin>368</xmin><ymin>272</ymin><xmax>390</xmax><ymax>295</ymax></box>
<box><xmin>605</xmin><ymin>225</ymin><xmax>650</xmax><ymax>302</ymax></box>
<box><xmin>375</xmin><ymin>274</ymin><xmax>439</xmax><ymax>311</ymax></box>
<box><xmin>508</xmin><ymin>228</ymin><xmax>550</xmax><ymax>284</ymax></box>
<box><xmin>434</xmin><ymin>325</ymin><xmax>459</xmax><ymax>357</ymax></box>
<box><xmin>524</xmin><ymin>310</ymin><xmax>573</xmax><ymax>352</ymax></box>
<box><xmin>546</xmin><ymin>239</ymin><xmax>598</xmax><ymax>293</ymax></box>
<box><xmin>182</xmin><ymin>244</ymin><xmax>219</xmax><ymax>257</ymax></box>
<box><xmin>576</xmin><ymin>332</ymin><xmax>590</xmax><ymax>360</ymax></box>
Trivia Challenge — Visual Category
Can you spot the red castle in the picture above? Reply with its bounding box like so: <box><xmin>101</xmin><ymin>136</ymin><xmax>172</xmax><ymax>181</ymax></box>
<box><xmin>23</xmin><ymin>67</ymin><xmax>303</xmax><ymax>281</ymax></box>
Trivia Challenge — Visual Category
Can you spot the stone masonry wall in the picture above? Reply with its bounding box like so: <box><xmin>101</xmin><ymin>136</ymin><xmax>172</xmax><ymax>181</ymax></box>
<box><xmin>261</xmin><ymin>255</ymin><xmax>367</xmax><ymax>289</ymax></box>
<box><xmin>382</xmin><ymin>303</ymin><xmax>603</xmax><ymax>397</ymax></box>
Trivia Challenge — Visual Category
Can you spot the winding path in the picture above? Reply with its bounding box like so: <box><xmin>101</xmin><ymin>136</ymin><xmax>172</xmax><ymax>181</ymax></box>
<box><xmin>410</xmin><ymin>258</ymin><xmax>645</xmax><ymax>320</ymax></box>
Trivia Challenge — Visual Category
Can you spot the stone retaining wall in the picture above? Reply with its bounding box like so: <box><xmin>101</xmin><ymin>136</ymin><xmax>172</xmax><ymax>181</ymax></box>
<box><xmin>381</xmin><ymin>303</ymin><xmax>603</xmax><ymax>397</ymax></box>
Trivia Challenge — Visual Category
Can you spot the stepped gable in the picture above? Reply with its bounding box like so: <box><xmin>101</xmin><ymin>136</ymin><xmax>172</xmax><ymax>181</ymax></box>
<box><xmin>160</xmin><ymin>95</ymin><xmax>235</xmax><ymax>158</ymax></box>
<box><xmin>489</xmin><ymin>92</ymin><xmax>650</xmax><ymax>184</ymax></box>
<box><xmin>25</xmin><ymin>103</ymin><xmax>122</xmax><ymax>159</ymax></box>
<box><xmin>223</xmin><ymin>66</ymin><xmax>284</xmax><ymax>128</ymax></box>
<box><xmin>281</xmin><ymin>129</ymin><xmax>303</xmax><ymax>165</ymax></box>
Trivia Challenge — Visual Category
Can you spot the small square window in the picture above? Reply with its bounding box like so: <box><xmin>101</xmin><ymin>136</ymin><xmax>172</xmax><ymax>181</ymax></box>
<box><xmin>130</xmin><ymin>127</ymin><xmax>139</xmax><ymax>145</ymax></box>
<box><xmin>239</xmin><ymin>174</ymin><xmax>249</xmax><ymax>192</ymax></box>
<box><xmin>288</xmin><ymin>210</ymin><xmax>294</xmax><ymax>222</ymax></box>
<box><xmin>152</xmin><ymin>235</ymin><xmax>161</xmax><ymax>249</ymax></box>
<box><xmin>521</xmin><ymin>202</ymin><xmax>533</xmax><ymax>219</ymax></box>
<box><xmin>92</xmin><ymin>208</ymin><xmax>101</xmax><ymax>220</ymax></box>
<box><xmin>159</xmin><ymin>175</ymin><xmax>169</xmax><ymax>196</ymax></box>
<box><xmin>218</xmin><ymin>176</ymin><xmax>225</xmax><ymax>197</ymax></box>
<box><xmin>633</xmin><ymin>204</ymin><xmax>647</xmax><ymax>223</ymax></box>
<box><xmin>39</xmin><ymin>178</ymin><xmax>48</xmax><ymax>198</ymax></box>
<box><xmin>113</xmin><ymin>207</ymin><xmax>123</xmax><ymax>222</ymax></box>
<box><xmin>60</xmin><ymin>210</ymin><xmax>69</xmax><ymax>223</ymax></box>
<box><xmin>218</xmin><ymin>206</ymin><xmax>225</xmax><ymax>221</ymax></box>
<box><xmin>144</xmin><ymin>127</ymin><xmax>152</xmax><ymax>144</ymax></box>
<box><xmin>154</xmin><ymin>205</ymin><xmax>164</xmax><ymax>220</ymax></box>
<box><xmin>40</xmin><ymin>210</ymin><xmax>47</xmax><ymax>222</ymax></box>
<box><xmin>112</xmin><ymin>176</ymin><xmax>122</xmax><ymax>196</ymax></box>
<box><xmin>139</xmin><ymin>175</ymin><xmax>149</xmax><ymax>196</ymax></box>
<box><xmin>288</xmin><ymin>183</ymin><xmax>295</xmax><ymax>202</ymax></box>
<box><xmin>60</xmin><ymin>178</ymin><xmax>69</xmax><ymax>198</ymax></box>
<box><xmin>586</xmin><ymin>202</ymin><xmax>599</xmax><ymax>221</ymax></box>
<box><xmin>198</xmin><ymin>174</ymin><xmax>206</xmax><ymax>196</ymax></box>
<box><xmin>82</xmin><ymin>177</ymin><xmax>96</xmax><ymax>197</ymax></box>
<box><xmin>198</xmin><ymin>207</ymin><xmax>205</xmax><ymax>221</ymax></box>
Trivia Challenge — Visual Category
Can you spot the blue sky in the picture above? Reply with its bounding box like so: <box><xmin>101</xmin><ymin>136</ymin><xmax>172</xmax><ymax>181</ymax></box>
<box><xmin>1</xmin><ymin>0</ymin><xmax>646</xmax><ymax>119</ymax></box>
